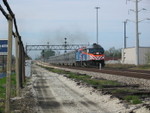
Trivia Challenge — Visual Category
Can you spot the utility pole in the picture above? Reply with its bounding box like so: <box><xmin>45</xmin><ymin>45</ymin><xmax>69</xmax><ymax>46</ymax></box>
<box><xmin>95</xmin><ymin>7</ymin><xmax>100</xmax><ymax>44</ymax></box>
<box><xmin>5</xmin><ymin>15</ymin><xmax>13</xmax><ymax>113</ymax></box>
<box><xmin>128</xmin><ymin>0</ymin><xmax>141</xmax><ymax>65</ymax></box>
<box><xmin>135</xmin><ymin>0</ymin><xmax>139</xmax><ymax>66</ymax></box>
<box><xmin>127</xmin><ymin>0</ymin><xmax>150</xmax><ymax>65</ymax></box>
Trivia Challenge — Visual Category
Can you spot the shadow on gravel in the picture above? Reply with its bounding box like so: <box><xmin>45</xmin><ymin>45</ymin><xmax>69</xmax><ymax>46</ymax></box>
<box><xmin>80</xmin><ymin>101</ymin><xmax>97</xmax><ymax>107</ymax></box>
<box><xmin>38</xmin><ymin>97</ymin><xmax>55</xmax><ymax>100</ymax></box>
<box><xmin>34</xmin><ymin>86</ymin><xmax>49</xmax><ymax>88</ymax></box>
<box><xmin>38</xmin><ymin>100</ymin><xmax>61</xmax><ymax>109</ymax></box>
<box><xmin>36</xmin><ymin>79</ymin><xmax>47</xmax><ymax>83</ymax></box>
<box><xmin>62</xmin><ymin>101</ymin><xmax>76</xmax><ymax>107</ymax></box>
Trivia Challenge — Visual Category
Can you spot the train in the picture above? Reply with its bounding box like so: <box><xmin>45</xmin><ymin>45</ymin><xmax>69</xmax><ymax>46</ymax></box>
<box><xmin>48</xmin><ymin>43</ymin><xmax>105</xmax><ymax>67</ymax></box>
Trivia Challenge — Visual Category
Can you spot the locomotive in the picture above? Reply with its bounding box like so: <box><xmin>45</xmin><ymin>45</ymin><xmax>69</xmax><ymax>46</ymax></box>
<box><xmin>48</xmin><ymin>43</ymin><xmax>105</xmax><ymax>67</ymax></box>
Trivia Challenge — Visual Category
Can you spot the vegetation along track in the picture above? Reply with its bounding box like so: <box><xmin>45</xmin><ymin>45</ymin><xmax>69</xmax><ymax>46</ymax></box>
<box><xmin>53</xmin><ymin>65</ymin><xmax>150</xmax><ymax>80</ymax></box>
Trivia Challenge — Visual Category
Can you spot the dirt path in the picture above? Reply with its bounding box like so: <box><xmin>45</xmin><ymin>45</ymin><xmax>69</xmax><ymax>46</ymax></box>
<box><xmin>32</xmin><ymin>65</ymin><xmax>112</xmax><ymax>113</ymax></box>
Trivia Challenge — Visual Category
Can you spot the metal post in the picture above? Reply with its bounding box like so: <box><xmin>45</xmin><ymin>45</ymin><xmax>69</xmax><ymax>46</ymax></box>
<box><xmin>19</xmin><ymin>44</ymin><xmax>23</xmax><ymax>88</ymax></box>
<box><xmin>2</xmin><ymin>55</ymin><xmax>5</xmax><ymax>72</ymax></box>
<box><xmin>95</xmin><ymin>7</ymin><xmax>100</xmax><ymax>44</ymax></box>
<box><xmin>99</xmin><ymin>63</ymin><xmax>102</xmax><ymax>70</ymax></box>
<box><xmin>5</xmin><ymin>15</ymin><xmax>13</xmax><ymax>113</ymax></box>
<box><xmin>25</xmin><ymin>44</ymin><xmax>27</xmax><ymax>55</ymax></box>
<box><xmin>124</xmin><ymin>21</ymin><xmax>127</xmax><ymax>49</ymax></box>
<box><xmin>22</xmin><ymin>49</ymin><xmax>25</xmax><ymax>83</ymax></box>
<box><xmin>15</xmin><ymin>35</ymin><xmax>20</xmax><ymax>96</ymax></box>
<box><xmin>135</xmin><ymin>0</ymin><xmax>139</xmax><ymax>65</ymax></box>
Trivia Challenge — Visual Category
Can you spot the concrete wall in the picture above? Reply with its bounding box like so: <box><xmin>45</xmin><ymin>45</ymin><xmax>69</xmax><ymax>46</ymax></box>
<box><xmin>25</xmin><ymin>60</ymin><xmax>32</xmax><ymax>77</ymax></box>
<box><xmin>139</xmin><ymin>47</ymin><xmax>150</xmax><ymax>65</ymax></box>
<box><xmin>122</xmin><ymin>47</ymin><xmax>150</xmax><ymax>65</ymax></box>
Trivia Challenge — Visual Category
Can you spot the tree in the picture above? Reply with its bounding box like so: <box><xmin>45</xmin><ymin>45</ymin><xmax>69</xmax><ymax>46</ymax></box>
<box><xmin>145</xmin><ymin>52</ymin><xmax>150</xmax><ymax>64</ymax></box>
<box><xmin>41</xmin><ymin>49</ymin><xmax>55</xmax><ymax>59</ymax></box>
<box><xmin>105</xmin><ymin>47</ymin><xmax>121</xmax><ymax>59</ymax></box>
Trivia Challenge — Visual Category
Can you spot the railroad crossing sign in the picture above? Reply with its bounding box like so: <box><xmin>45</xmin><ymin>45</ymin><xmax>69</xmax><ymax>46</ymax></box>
<box><xmin>0</xmin><ymin>39</ymin><xmax>8</xmax><ymax>55</ymax></box>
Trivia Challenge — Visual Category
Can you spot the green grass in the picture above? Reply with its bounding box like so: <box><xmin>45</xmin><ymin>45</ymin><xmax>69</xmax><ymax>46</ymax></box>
<box><xmin>82</xmin><ymin>79</ymin><xmax>121</xmax><ymax>88</ymax></box>
<box><xmin>40</xmin><ymin>66</ymin><xmax>67</xmax><ymax>74</ymax></box>
<box><xmin>105</xmin><ymin>64</ymin><xmax>136</xmax><ymax>69</ymax></box>
<box><xmin>0</xmin><ymin>77</ymin><xmax>7</xmax><ymax>98</ymax></box>
<box><xmin>124</xmin><ymin>95</ymin><xmax>142</xmax><ymax>104</ymax></box>
<box><xmin>67</xmin><ymin>73</ymin><xmax>91</xmax><ymax>80</ymax></box>
<box><xmin>105</xmin><ymin>63</ymin><xmax>150</xmax><ymax>70</ymax></box>
<box><xmin>0</xmin><ymin>107</ymin><xmax>4</xmax><ymax>113</ymax></box>
<box><xmin>0</xmin><ymin>74</ymin><xmax>16</xmax><ymax>113</ymax></box>
<box><xmin>111</xmin><ymin>88</ymin><xmax>138</xmax><ymax>94</ymax></box>
<box><xmin>132</xmin><ymin>65</ymin><xmax>150</xmax><ymax>70</ymax></box>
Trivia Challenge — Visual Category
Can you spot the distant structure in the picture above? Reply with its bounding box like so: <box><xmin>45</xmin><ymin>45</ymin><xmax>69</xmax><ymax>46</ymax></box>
<box><xmin>121</xmin><ymin>47</ymin><xmax>150</xmax><ymax>65</ymax></box>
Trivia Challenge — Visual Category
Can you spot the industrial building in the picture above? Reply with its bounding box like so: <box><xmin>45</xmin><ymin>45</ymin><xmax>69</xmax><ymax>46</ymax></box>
<box><xmin>121</xmin><ymin>47</ymin><xmax>150</xmax><ymax>65</ymax></box>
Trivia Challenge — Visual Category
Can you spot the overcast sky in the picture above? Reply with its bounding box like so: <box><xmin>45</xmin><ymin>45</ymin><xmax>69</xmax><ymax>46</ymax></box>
<box><xmin>0</xmin><ymin>0</ymin><xmax>150</xmax><ymax>58</ymax></box>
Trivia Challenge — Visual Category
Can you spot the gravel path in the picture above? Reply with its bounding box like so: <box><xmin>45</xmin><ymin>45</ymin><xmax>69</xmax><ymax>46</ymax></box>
<box><xmin>32</xmin><ymin>64</ymin><xmax>150</xmax><ymax>113</ymax></box>
<box><xmin>33</xmin><ymin>66</ymin><xmax>130</xmax><ymax>113</ymax></box>
<box><xmin>33</xmin><ymin>65</ymin><xmax>112</xmax><ymax>113</ymax></box>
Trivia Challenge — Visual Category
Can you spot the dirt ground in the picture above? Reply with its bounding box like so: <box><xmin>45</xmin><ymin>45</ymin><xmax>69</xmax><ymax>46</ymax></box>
<box><xmin>11</xmin><ymin>64</ymin><xmax>150</xmax><ymax>113</ymax></box>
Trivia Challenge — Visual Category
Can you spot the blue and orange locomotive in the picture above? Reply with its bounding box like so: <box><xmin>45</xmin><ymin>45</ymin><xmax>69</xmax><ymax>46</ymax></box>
<box><xmin>48</xmin><ymin>43</ymin><xmax>105</xmax><ymax>67</ymax></box>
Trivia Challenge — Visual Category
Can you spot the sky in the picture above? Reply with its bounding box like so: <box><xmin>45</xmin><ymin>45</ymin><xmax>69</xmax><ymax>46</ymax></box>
<box><xmin>0</xmin><ymin>0</ymin><xmax>150</xmax><ymax>58</ymax></box>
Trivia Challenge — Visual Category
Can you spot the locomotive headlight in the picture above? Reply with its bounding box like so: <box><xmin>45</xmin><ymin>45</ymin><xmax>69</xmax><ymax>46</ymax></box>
<box><xmin>96</xmin><ymin>52</ymin><xmax>99</xmax><ymax>55</ymax></box>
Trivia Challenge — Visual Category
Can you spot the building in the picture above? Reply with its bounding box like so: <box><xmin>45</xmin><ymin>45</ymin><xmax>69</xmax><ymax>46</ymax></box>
<box><xmin>121</xmin><ymin>47</ymin><xmax>150</xmax><ymax>65</ymax></box>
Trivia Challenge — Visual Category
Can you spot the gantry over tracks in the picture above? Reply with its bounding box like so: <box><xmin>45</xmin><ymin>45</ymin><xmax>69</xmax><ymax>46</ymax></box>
<box><xmin>26</xmin><ymin>44</ymin><xmax>88</xmax><ymax>52</ymax></box>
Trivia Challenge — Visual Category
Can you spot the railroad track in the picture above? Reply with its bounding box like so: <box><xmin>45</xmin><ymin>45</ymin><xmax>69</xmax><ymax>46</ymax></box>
<box><xmin>53</xmin><ymin>65</ymin><xmax>150</xmax><ymax>80</ymax></box>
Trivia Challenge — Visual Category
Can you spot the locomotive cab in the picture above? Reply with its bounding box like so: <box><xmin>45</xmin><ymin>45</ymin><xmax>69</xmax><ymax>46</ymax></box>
<box><xmin>75</xmin><ymin>43</ymin><xmax>105</xmax><ymax>67</ymax></box>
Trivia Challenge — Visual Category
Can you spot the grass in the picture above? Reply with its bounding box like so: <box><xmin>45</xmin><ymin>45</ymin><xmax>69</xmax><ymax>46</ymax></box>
<box><xmin>132</xmin><ymin>65</ymin><xmax>150</xmax><ymax>70</ymax></box>
<box><xmin>0</xmin><ymin>74</ymin><xmax>16</xmax><ymax>113</ymax></box>
<box><xmin>0</xmin><ymin>107</ymin><xmax>4</xmax><ymax>113</ymax></box>
<box><xmin>105</xmin><ymin>63</ymin><xmax>150</xmax><ymax>71</ymax></box>
<box><xmin>124</xmin><ymin>95</ymin><xmax>142</xmax><ymax>104</ymax></box>
<box><xmin>42</xmin><ymin>66</ymin><xmax>67</xmax><ymax>74</ymax></box>
<box><xmin>111</xmin><ymin>88</ymin><xmax>138</xmax><ymax>94</ymax></box>
<box><xmin>105</xmin><ymin>64</ymin><xmax>136</xmax><ymax>69</ymax></box>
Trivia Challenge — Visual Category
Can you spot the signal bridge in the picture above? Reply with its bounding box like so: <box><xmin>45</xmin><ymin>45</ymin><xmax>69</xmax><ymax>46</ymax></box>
<box><xmin>26</xmin><ymin>44</ymin><xmax>88</xmax><ymax>52</ymax></box>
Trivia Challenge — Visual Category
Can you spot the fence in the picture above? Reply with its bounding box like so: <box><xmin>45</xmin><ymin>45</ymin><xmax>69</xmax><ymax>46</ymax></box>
<box><xmin>0</xmin><ymin>0</ymin><xmax>26</xmax><ymax>112</ymax></box>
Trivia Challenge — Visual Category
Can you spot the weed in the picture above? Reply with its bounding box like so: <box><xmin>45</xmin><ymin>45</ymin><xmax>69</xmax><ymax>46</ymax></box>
<box><xmin>0</xmin><ymin>74</ymin><xmax>16</xmax><ymax>113</ymax></box>
<box><xmin>134</xmin><ymin>65</ymin><xmax>150</xmax><ymax>70</ymax></box>
<box><xmin>111</xmin><ymin>88</ymin><xmax>138</xmax><ymax>94</ymax></box>
<box><xmin>0</xmin><ymin>107</ymin><xmax>4</xmax><ymax>113</ymax></box>
<box><xmin>124</xmin><ymin>95</ymin><xmax>142</xmax><ymax>104</ymax></box>
<box><xmin>105</xmin><ymin>64</ymin><xmax>135</xmax><ymax>69</ymax></box>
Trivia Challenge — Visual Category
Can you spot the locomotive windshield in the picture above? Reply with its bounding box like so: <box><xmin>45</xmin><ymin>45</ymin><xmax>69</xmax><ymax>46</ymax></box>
<box><xmin>89</xmin><ymin>48</ymin><xmax>104</xmax><ymax>55</ymax></box>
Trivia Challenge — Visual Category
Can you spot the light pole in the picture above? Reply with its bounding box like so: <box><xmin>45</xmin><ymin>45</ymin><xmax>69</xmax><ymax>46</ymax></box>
<box><xmin>95</xmin><ymin>7</ymin><xmax>100</xmax><ymax>44</ymax></box>
<box><xmin>123</xmin><ymin>20</ymin><xmax>127</xmax><ymax>48</ymax></box>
